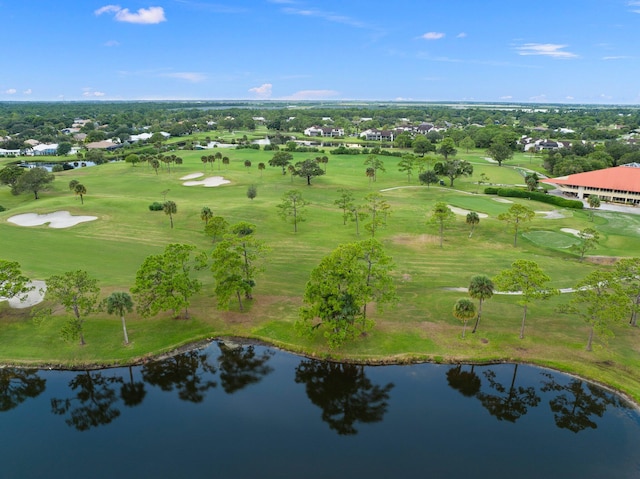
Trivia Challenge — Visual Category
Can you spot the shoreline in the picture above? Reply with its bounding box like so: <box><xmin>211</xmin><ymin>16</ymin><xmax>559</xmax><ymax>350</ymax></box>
<box><xmin>2</xmin><ymin>334</ymin><xmax>638</xmax><ymax>411</ymax></box>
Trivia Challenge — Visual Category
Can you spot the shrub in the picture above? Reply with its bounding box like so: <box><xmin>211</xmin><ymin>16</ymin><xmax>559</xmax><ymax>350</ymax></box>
<box><xmin>148</xmin><ymin>202</ymin><xmax>163</xmax><ymax>211</ymax></box>
<box><xmin>489</xmin><ymin>187</ymin><xmax>583</xmax><ymax>209</ymax></box>
<box><xmin>0</xmin><ymin>205</ymin><xmax>6</xmax><ymax>212</ymax></box>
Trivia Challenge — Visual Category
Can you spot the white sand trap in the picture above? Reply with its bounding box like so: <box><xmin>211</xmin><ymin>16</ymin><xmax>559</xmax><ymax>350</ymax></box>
<box><xmin>180</xmin><ymin>172</ymin><xmax>205</xmax><ymax>180</ymax></box>
<box><xmin>183</xmin><ymin>176</ymin><xmax>231</xmax><ymax>187</ymax></box>
<box><xmin>8</xmin><ymin>211</ymin><xmax>98</xmax><ymax>228</ymax></box>
<box><xmin>0</xmin><ymin>280</ymin><xmax>46</xmax><ymax>309</ymax></box>
<box><xmin>448</xmin><ymin>206</ymin><xmax>488</xmax><ymax>218</ymax></box>
<box><xmin>493</xmin><ymin>198</ymin><xmax>513</xmax><ymax>204</ymax></box>
<box><xmin>536</xmin><ymin>210</ymin><xmax>565</xmax><ymax>219</ymax></box>
<box><xmin>561</xmin><ymin>228</ymin><xmax>581</xmax><ymax>236</ymax></box>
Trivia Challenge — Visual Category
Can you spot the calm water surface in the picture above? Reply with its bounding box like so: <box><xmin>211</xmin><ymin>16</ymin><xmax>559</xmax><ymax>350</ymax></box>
<box><xmin>1</xmin><ymin>340</ymin><xmax>639</xmax><ymax>479</ymax></box>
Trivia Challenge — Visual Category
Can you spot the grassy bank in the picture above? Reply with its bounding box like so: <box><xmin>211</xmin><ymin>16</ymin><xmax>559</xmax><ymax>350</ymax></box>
<box><xmin>1</xmin><ymin>146</ymin><xmax>639</xmax><ymax>403</ymax></box>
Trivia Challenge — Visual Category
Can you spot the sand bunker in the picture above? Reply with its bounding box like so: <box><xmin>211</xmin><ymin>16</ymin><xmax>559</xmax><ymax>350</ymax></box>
<box><xmin>448</xmin><ymin>206</ymin><xmax>488</xmax><ymax>218</ymax></box>
<box><xmin>183</xmin><ymin>176</ymin><xmax>230</xmax><ymax>187</ymax></box>
<box><xmin>536</xmin><ymin>210</ymin><xmax>565</xmax><ymax>219</ymax></box>
<box><xmin>0</xmin><ymin>280</ymin><xmax>46</xmax><ymax>309</ymax></box>
<box><xmin>180</xmin><ymin>172</ymin><xmax>205</xmax><ymax>180</ymax></box>
<box><xmin>493</xmin><ymin>198</ymin><xmax>513</xmax><ymax>204</ymax></box>
<box><xmin>8</xmin><ymin>211</ymin><xmax>98</xmax><ymax>228</ymax></box>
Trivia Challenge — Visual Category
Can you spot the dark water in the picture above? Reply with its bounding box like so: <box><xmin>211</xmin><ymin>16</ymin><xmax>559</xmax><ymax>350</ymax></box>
<box><xmin>1</xmin><ymin>340</ymin><xmax>639</xmax><ymax>479</ymax></box>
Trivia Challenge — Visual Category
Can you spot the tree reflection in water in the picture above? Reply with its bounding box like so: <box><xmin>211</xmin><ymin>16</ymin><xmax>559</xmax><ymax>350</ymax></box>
<box><xmin>50</xmin><ymin>371</ymin><xmax>123</xmax><ymax>431</ymax></box>
<box><xmin>540</xmin><ymin>372</ymin><xmax>628</xmax><ymax>433</ymax></box>
<box><xmin>141</xmin><ymin>349</ymin><xmax>217</xmax><ymax>403</ymax></box>
<box><xmin>446</xmin><ymin>365</ymin><xmax>481</xmax><ymax>397</ymax></box>
<box><xmin>216</xmin><ymin>340</ymin><xmax>274</xmax><ymax>394</ymax></box>
<box><xmin>294</xmin><ymin>360</ymin><xmax>394</xmax><ymax>435</ymax></box>
<box><xmin>476</xmin><ymin>364</ymin><xmax>540</xmax><ymax>422</ymax></box>
<box><xmin>120</xmin><ymin>366</ymin><xmax>146</xmax><ymax>407</ymax></box>
<box><xmin>0</xmin><ymin>368</ymin><xmax>46</xmax><ymax>412</ymax></box>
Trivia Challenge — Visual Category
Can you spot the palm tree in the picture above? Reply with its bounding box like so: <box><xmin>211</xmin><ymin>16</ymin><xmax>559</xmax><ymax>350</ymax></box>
<box><xmin>258</xmin><ymin>162</ymin><xmax>266</xmax><ymax>178</ymax></box>
<box><xmin>366</xmin><ymin>167</ymin><xmax>375</xmax><ymax>186</ymax></box>
<box><xmin>151</xmin><ymin>159</ymin><xmax>160</xmax><ymax>175</ymax></box>
<box><xmin>468</xmin><ymin>275</ymin><xmax>494</xmax><ymax>334</ymax></box>
<box><xmin>466</xmin><ymin>211</ymin><xmax>480</xmax><ymax>238</ymax></box>
<box><xmin>222</xmin><ymin>156</ymin><xmax>230</xmax><ymax>169</ymax></box>
<box><xmin>163</xmin><ymin>200</ymin><xmax>177</xmax><ymax>229</ymax></box>
<box><xmin>68</xmin><ymin>179</ymin><xmax>79</xmax><ymax>193</ymax></box>
<box><xmin>453</xmin><ymin>298</ymin><xmax>477</xmax><ymax>339</ymax></box>
<box><xmin>74</xmin><ymin>183</ymin><xmax>87</xmax><ymax>204</ymax></box>
<box><xmin>200</xmin><ymin>206</ymin><xmax>213</xmax><ymax>225</ymax></box>
<box><xmin>201</xmin><ymin>155</ymin><xmax>208</xmax><ymax>169</ymax></box>
<box><xmin>215</xmin><ymin>152</ymin><xmax>222</xmax><ymax>170</ymax></box>
<box><xmin>105</xmin><ymin>292</ymin><xmax>134</xmax><ymax>345</ymax></box>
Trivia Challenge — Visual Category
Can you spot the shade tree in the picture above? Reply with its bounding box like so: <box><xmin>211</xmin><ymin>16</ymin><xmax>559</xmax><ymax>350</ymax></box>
<box><xmin>613</xmin><ymin>257</ymin><xmax>640</xmax><ymax>326</ymax></box>
<box><xmin>363</xmin><ymin>155</ymin><xmax>385</xmax><ymax>182</ymax></box>
<box><xmin>497</xmin><ymin>204</ymin><xmax>535</xmax><ymax>247</ymax></box>
<box><xmin>130</xmin><ymin>243</ymin><xmax>202</xmax><ymax>319</ymax></box>
<box><xmin>363</xmin><ymin>192</ymin><xmax>390</xmax><ymax>238</ymax></box>
<box><xmin>493</xmin><ymin>260</ymin><xmax>556</xmax><ymax>339</ymax></box>
<box><xmin>277</xmin><ymin>189</ymin><xmax>308</xmax><ymax>233</ymax></box>
<box><xmin>46</xmin><ymin>270</ymin><xmax>101</xmax><ymax>346</ymax></box>
<box><xmin>433</xmin><ymin>159</ymin><xmax>473</xmax><ymax>187</ymax></box>
<box><xmin>569</xmin><ymin>227</ymin><xmax>600</xmax><ymax>260</ymax></box>
<box><xmin>430</xmin><ymin>202</ymin><xmax>455</xmax><ymax>248</ymax></box>
<box><xmin>293</xmin><ymin>158</ymin><xmax>325</xmax><ymax>185</ymax></box>
<box><xmin>12</xmin><ymin>167</ymin><xmax>54</xmax><ymax>200</ymax></box>
<box><xmin>0</xmin><ymin>259</ymin><xmax>33</xmax><ymax>303</ymax></box>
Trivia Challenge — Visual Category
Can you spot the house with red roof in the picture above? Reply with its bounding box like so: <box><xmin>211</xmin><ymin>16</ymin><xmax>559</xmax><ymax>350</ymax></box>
<box><xmin>541</xmin><ymin>163</ymin><xmax>640</xmax><ymax>205</ymax></box>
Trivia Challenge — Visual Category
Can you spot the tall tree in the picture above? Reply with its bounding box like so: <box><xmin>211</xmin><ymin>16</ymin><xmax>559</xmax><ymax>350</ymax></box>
<box><xmin>397</xmin><ymin>154</ymin><xmax>416</xmax><ymax>183</ymax></box>
<box><xmin>487</xmin><ymin>142</ymin><xmax>514</xmax><ymax>167</ymax></box>
<box><xmin>268</xmin><ymin>151</ymin><xmax>293</xmax><ymax>175</ymax></box>
<box><xmin>363</xmin><ymin>155</ymin><xmax>385</xmax><ymax>182</ymax></box>
<box><xmin>525</xmin><ymin>172</ymin><xmax>539</xmax><ymax>191</ymax></box>
<box><xmin>613</xmin><ymin>257</ymin><xmax>640</xmax><ymax>326</ymax></box>
<box><xmin>460</xmin><ymin>136</ymin><xmax>476</xmax><ymax>153</ymax></box>
<box><xmin>413</xmin><ymin>135</ymin><xmax>436</xmax><ymax>157</ymax></box>
<box><xmin>468</xmin><ymin>274</ymin><xmax>494</xmax><ymax>334</ymax></box>
<box><xmin>466</xmin><ymin>211</ymin><xmax>480</xmax><ymax>238</ymax></box>
<box><xmin>205</xmin><ymin>216</ymin><xmax>229</xmax><ymax>242</ymax></box>
<box><xmin>46</xmin><ymin>270</ymin><xmax>100</xmax><ymax>346</ymax></box>
<box><xmin>493</xmin><ymin>260</ymin><xmax>556</xmax><ymax>339</ymax></box>
<box><xmin>430</xmin><ymin>202</ymin><xmax>455</xmax><ymax>248</ymax></box>
<box><xmin>12</xmin><ymin>167</ymin><xmax>54</xmax><ymax>200</ymax></box>
<box><xmin>246</xmin><ymin>184</ymin><xmax>257</xmax><ymax>200</ymax></box>
<box><xmin>105</xmin><ymin>292</ymin><xmax>134</xmax><ymax>345</ymax></box>
<box><xmin>163</xmin><ymin>200</ymin><xmax>177</xmax><ymax>229</ymax></box>
<box><xmin>433</xmin><ymin>159</ymin><xmax>473</xmax><ymax>187</ymax></box>
<box><xmin>0</xmin><ymin>165</ymin><xmax>24</xmax><ymax>188</ymax></box>
<box><xmin>498</xmin><ymin>204</ymin><xmax>535</xmax><ymax>247</ymax></box>
<box><xmin>200</xmin><ymin>206</ymin><xmax>213</xmax><ymax>225</ymax></box>
<box><xmin>297</xmin><ymin>239</ymin><xmax>396</xmax><ymax>348</ymax></box>
<box><xmin>568</xmin><ymin>270</ymin><xmax>627</xmax><ymax>351</ymax></box>
<box><xmin>453</xmin><ymin>298</ymin><xmax>476</xmax><ymax>339</ymax></box>
<box><xmin>438</xmin><ymin>137</ymin><xmax>457</xmax><ymax>160</ymax></box>
<box><xmin>0</xmin><ymin>259</ymin><xmax>33</xmax><ymax>302</ymax></box>
<box><xmin>131</xmin><ymin>244</ymin><xmax>202</xmax><ymax>319</ymax></box>
<box><xmin>293</xmin><ymin>158</ymin><xmax>325</xmax><ymax>185</ymax></box>
<box><xmin>74</xmin><ymin>183</ymin><xmax>87</xmax><ymax>204</ymax></box>
<box><xmin>277</xmin><ymin>189</ymin><xmax>308</xmax><ymax>233</ymax></box>
<box><xmin>587</xmin><ymin>195</ymin><xmax>601</xmax><ymax>221</ymax></box>
<box><xmin>334</xmin><ymin>188</ymin><xmax>355</xmax><ymax>225</ymax></box>
<box><xmin>418</xmin><ymin>169</ymin><xmax>439</xmax><ymax>189</ymax></box>
<box><xmin>363</xmin><ymin>192</ymin><xmax>390</xmax><ymax>238</ymax></box>
<box><xmin>569</xmin><ymin>227</ymin><xmax>600</xmax><ymax>260</ymax></box>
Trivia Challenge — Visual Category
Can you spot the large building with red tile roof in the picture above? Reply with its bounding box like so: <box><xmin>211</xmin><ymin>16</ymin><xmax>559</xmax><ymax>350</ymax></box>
<box><xmin>541</xmin><ymin>163</ymin><xmax>640</xmax><ymax>205</ymax></box>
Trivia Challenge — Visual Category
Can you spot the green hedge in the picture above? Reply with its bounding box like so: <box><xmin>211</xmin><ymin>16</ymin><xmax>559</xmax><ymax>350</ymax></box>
<box><xmin>484</xmin><ymin>187</ymin><xmax>583</xmax><ymax>209</ymax></box>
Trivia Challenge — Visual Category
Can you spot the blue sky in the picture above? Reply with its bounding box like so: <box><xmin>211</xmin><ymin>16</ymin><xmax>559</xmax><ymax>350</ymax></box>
<box><xmin>1</xmin><ymin>0</ymin><xmax>639</xmax><ymax>103</ymax></box>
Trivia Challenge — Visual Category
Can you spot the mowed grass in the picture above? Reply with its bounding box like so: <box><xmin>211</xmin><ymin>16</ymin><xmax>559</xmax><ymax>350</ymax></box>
<box><xmin>2</xmin><ymin>147</ymin><xmax>640</xmax><ymax>403</ymax></box>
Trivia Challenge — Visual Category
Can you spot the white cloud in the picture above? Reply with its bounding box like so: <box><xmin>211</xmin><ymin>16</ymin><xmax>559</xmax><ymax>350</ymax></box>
<box><xmin>529</xmin><ymin>94</ymin><xmax>548</xmax><ymax>102</ymax></box>
<box><xmin>104</xmin><ymin>40</ymin><xmax>121</xmax><ymax>47</ymax></box>
<box><xmin>249</xmin><ymin>83</ymin><xmax>273</xmax><ymax>98</ymax></box>
<box><xmin>602</xmin><ymin>55</ymin><xmax>632</xmax><ymax>60</ymax></box>
<box><xmin>95</xmin><ymin>5</ymin><xmax>166</xmax><ymax>24</ymax></box>
<box><xmin>516</xmin><ymin>43</ymin><xmax>577</xmax><ymax>59</ymax></box>
<box><xmin>566</xmin><ymin>96</ymin><xmax>575</xmax><ymax>100</ymax></box>
<box><xmin>456</xmin><ymin>32</ymin><xmax>467</xmax><ymax>38</ymax></box>
<box><xmin>628</xmin><ymin>1</ymin><xmax>640</xmax><ymax>12</ymax></box>
<box><xmin>421</xmin><ymin>32</ymin><xmax>445</xmax><ymax>40</ymax></box>
<box><xmin>4</xmin><ymin>88</ymin><xmax>17</xmax><ymax>94</ymax></box>
<box><xmin>161</xmin><ymin>72</ymin><xmax>206</xmax><ymax>82</ymax></box>
<box><xmin>282</xmin><ymin>8</ymin><xmax>368</xmax><ymax>29</ymax></box>
<box><xmin>82</xmin><ymin>88</ymin><xmax>106</xmax><ymax>97</ymax></box>
<box><xmin>499</xmin><ymin>95</ymin><xmax>513</xmax><ymax>100</ymax></box>
<box><xmin>23</xmin><ymin>89</ymin><xmax>32</xmax><ymax>95</ymax></box>
<box><xmin>284</xmin><ymin>90</ymin><xmax>339</xmax><ymax>100</ymax></box>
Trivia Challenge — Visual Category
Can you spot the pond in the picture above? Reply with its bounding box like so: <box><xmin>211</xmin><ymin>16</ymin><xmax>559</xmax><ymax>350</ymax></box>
<box><xmin>1</xmin><ymin>340</ymin><xmax>639</xmax><ymax>479</ymax></box>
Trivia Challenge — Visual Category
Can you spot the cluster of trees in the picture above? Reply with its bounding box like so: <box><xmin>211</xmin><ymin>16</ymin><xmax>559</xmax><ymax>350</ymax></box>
<box><xmin>543</xmin><ymin>141</ymin><xmax>640</xmax><ymax>177</ymax></box>
<box><xmin>453</xmin><ymin>258</ymin><xmax>640</xmax><ymax>351</ymax></box>
<box><xmin>0</xmin><ymin>166</ymin><xmax>55</xmax><ymax>200</ymax></box>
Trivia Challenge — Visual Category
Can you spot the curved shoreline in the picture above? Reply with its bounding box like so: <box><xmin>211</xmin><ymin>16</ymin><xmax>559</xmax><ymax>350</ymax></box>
<box><xmin>2</xmin><ymin>335</ymin><xmax>638</xmax><ymax>411</ymax></box>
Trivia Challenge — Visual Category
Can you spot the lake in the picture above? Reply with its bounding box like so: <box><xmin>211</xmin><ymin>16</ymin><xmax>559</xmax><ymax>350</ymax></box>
<box><xmin>1</xmin><ymin>340</ymin><xmax>639</xmax><ymax>479</ymax></box>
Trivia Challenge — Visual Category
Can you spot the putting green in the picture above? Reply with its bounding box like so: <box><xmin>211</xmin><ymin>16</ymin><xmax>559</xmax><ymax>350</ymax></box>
<box><xmin>522</xmin><ymin>230</ymin><xmax>579</xmax><ymax>249</ymax></box>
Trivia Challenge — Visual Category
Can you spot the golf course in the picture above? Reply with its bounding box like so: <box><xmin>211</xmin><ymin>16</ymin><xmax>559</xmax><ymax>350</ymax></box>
<box><xmin>2</xmin><ymin>130</ymin><xmax>640</xmax><ymax>405</ymax></box>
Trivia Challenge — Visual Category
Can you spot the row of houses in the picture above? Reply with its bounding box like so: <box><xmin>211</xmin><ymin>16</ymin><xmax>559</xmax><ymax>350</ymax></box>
<box><xmin>303</xmin><ymin>122</ymin><xmax>442</xmax><ymax>141</ymax></box>
<box><xmin>0</xmin><ymin>144</ymin><xmax>59</xmax><ymax>157</ymax></box>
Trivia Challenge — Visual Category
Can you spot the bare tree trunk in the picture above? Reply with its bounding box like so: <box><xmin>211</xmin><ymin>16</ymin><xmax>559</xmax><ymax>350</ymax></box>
<box><xmin>520</xmin><ymin>304</ymin><xmax>527</xmax><ymax>339</ymax></box>
<box><xmin>121</xmin><ymin>315</ymin><xmax>129</xmax><ymax>344</ymax></box>
<box><xmin>586</xmin><ymin>326</ymin><xmax>594</xmax><ymax>351</ymax></box>
<box><xmin>472</xmin><ymin>299</ymin><xmax>483</xmax><ymax>333</ymax></box>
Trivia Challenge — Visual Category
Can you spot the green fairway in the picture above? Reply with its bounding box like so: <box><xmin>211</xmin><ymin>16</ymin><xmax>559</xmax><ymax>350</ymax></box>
<box><xmin>2</xmin><ymin>145</ymin><xmax>640</xmax><ymax>404</ymax></box>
